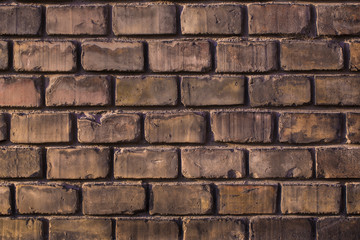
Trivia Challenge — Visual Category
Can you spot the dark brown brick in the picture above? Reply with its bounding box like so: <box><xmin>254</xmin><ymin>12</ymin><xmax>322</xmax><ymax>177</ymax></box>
<box><xmin>280</xmin><ymin>41</ymin><xmax>343</xmax><ymax>71</ymax></box>
<box><xmin>181</xmin><ymin>76</ymin><xmax>244</xmax><ymax>106</ymax></box>
<box><xmin>346</xmin><ymin>183</ymin><xmax>360</xmax><ymax>214</ymax></box>
<box><xmin>148</xmin><ymin>40</ymin><xmax>211</xmax><ymax>72</ymax></box>
<box><xmin>211</xmin><ymin>111</ymin><xmax>273</xmax><ymax>143</ymax></box>
<box><xmin>317</xmin><ymin>217</ymin><xmax>360</xmax><ymax>240</ymax></box>
<box><xmin>0</xmin><ymin>6</ymin><xmax>41</xmax><ymax>35</ymax></box>
<box><xmin>82</xmin><ymin>184</ymin><xmax>146</xmax><ymax>215</ymax></box>
<box><xmin>150</xmin><ymin>184</ymin><xmax>213</xmax><ymax>215</ymax></box>
<box><xmin>0</xmin><ymin>219</ymin><xmax>43</xmax><ymax>240</ymax></box>
<box><xmin>0</xmin><ymin>186</ymin><xmax>11</xmax><ymax>215</ymax></box>
<box><xmin>0</xmin><ymin>41</ymin><xmax>8</xmax><ymax>70</ymax></box>
<box><xmin>181</xmin><ymin>148</ymin><xmax>245</xmax><ymax>178</ymax></box>
<box><xmin>216</xmin><ymin>41</ymin><xmax>277</xmax><ymax>73</ymax></box>
<box><xmin>347</xmin><ymin>113</ymin><xmax>360</xmax><ymax>143</ymax></box>
<box><xmin>350</xmin><ymin>42</ymin><xmax>360</xmax><ymax>71</ymax></box>
<box><xmin>0</xmin><ymin>114</ymin><xmax>6</xmax><ymax>141</ymax></box>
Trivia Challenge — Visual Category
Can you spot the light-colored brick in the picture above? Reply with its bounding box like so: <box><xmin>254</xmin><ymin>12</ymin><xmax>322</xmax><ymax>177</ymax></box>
<box><xmin>0</xmin><ymin>186</ymin><xmax>11</xmax><ymax>215</ymax></box>
<box><xmin>0</xmin><ymin>6</ymin><xmax>41</xmax><ymax>35</ymax></box>
<box><xmin>0</xmin><ymin>219</ymin><xmax>43</xmax><ymax>240</ymax></box>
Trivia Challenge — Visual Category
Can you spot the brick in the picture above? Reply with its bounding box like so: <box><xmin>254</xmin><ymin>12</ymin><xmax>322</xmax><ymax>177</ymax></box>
<box><xmin>81</xmin><ymin>41</ymin><xmax>144</xmax><ymax>72</ymax></box>
<box><xmin>317</xmin><ymin>217</ymin><xmax>360</xmax><ymax>240</ymax></box>
<box><xmin>82</xmin><ymin>184</ymin><xmax>145</xmax><ymax>215</ymax></box>
<box><xmin>47</xmin><ymin>147</ymin><xmax>110</xmax><ymax>179</ymax></box>
<box><xmin>150</xmin><ymin>184</ymin><xmax>212</xmax><ymax>215</ymax></box>
<box><xmin>281</xmin><ymin>184</ymin><xmax>341</xmax><ymax>214</ymax></box>
<box><xmin>115</xmin><ymin>76</ymin><xmax>177</xmax><ymax>106</ymax></box>
<box><xmin>0</xmin><ymin>114</ymin><xmax>7</xmax><ymax>141</ymax></box>
<box><xmin>248</xmin><ymin>4</ymin><xmax>311</xmax><ymax>35</ymax></box>
<box><xmin>148</xmin><ymin>40</ymin><xmax>211</xmax><ymax>72</ymax></box>
<box><xmin>350</xmin><ymin>42</ymin><xmax>360</xmax><ymax>71</ymax></box>
<box><xmin>50</xmin><ymin>219</ymin><xmax>112</xmax><ymax>240</ymax></box>
<box><xmin>114</xmin><ymin>148</ymin><xmax>178</xmax><ymax>179</ymax></box>
<box><xmin>145</xmin><ymin>113</ymin><xmax>206</xmax><ymax>144</ymax></box>
<box><xmin>211</xmin><ymin>111</ymin><xmax>273</xmax><ymax>143</ymax></box>
<box><xmin>117</xmin><ymin>220</ymin><xmax>179</xmax><ymax>240</ymax></box>
<box><xmin>0</xmin><ymin>77</ymin><xmax>41</xmax><ymax>107</ymax></box>
<box><xmin>0</xmin><ymin>147</ymin><xmax>41</xmax><ymax>178</ymax></box>
<box><xmin>0</xmin><ymin>219</ymin><xmax>43</xmax><ymax>240</ymax></box>
<box><xmin>0</xmin><ymin>186</ymin><xmax>11</xmax><ymax>215</ymax></box>
<box><xmin>216</xmin><ymin>41</ymin><xmax>277</xmax><ymax>73</ymax></box>
<box><xmin>181</xmin><ymin>148</ymin><xmax>245</xmax><ymax>178</ymax></box>
<box><xmin>113</xmin><ymin>4</ymin><xmax>176</xmax><ymax>35</ymax></box>
<box><xmin>16</xmin><ymin>184</ymin><xmax>78</xmax><ymax>214</ymax></box>
<box><xmin>249</xmin><ymin>149</ymin><xmax>313</xmax><ymax>178</ymax></box>
<box><xmin>250</xmin><ymin>217</ymin><xmax>313</xmax><ymax>240</ymax></box>
<box><xmin>317</xmin><ymin>148</ymin><xmax>360</xmax><ymax>178</ymax></box>
<box><xmin>315</xmin><ymin>75</ymin><xmax>360</xmax><ymax>105</ymax></box>
<box><xmin>278</xmin><ymin>113</ymin><xmax>341</xmax><ymax>143</ymax></box>
<box><xmin>0</xmin><ymin>6</ymin><xmax>41</xmax><ymax>35</ymax></box>
<box><xmin>249</xmin><ymin>75</ymin><xmax>311</xmax><ymax>107</ymax></box>
<box><xmin>183</xmin><ymin>218</ymin><xmax>245</xmax><ymax>240</ymax></box>
<box><xmin>347</xmin><ymin>113</ymin><xmax>360</xmax><ymax>143</ymax></box>
<box><xmin>11</xmin><ymin>113</ymin><xmax>72</xmax><ymax>144</ymax></box>
<box><xmin>46</xmin><ymin>5</ymin><xmax>107</xmax><ymax>35</ymax></box>
<box><xmin>46</xmin><ymin>75</ymin><xmax>110</xmax><ymax>106</ymax></box>
<box><xmin>181</xmin><ymin>5</ymin><xmax>242</xmax><ymax>35</ymax></box>
<box><xmin>13</xmin><ymin>41</ymin><xmax>76</xmax><ymax>72</ymax></box>
<box><xmin>78</xmin><ymin>113</ymin><xmax>140</xmax><ymax>143</ymax></box>
<box><xmin>0</xmin><ymin>41</ymin><xmax>8</xmax><ymax>70</ymax></box>
<box><xmin>317</xmin><ymin>4</ymin><xmax>360</xmax><ymax>36</ymax></box>
<box><xmin>217</xmin><ymin>184</ymin><xmax>277</xmax><ymax>214</ymax></box>
<box><xmin>280</xmin><ymin>41</ymin><xmax>343</xmax><ymax>71</ymax></box>
<box><xmin>347</xmin><ymin>183</ymin><xmax>360</xmax><ymax>214</ymax></box>
<box><xmin>181</xmin><ymin>76</ymin><xmax>244</xmax><ymax>106</ymax></box>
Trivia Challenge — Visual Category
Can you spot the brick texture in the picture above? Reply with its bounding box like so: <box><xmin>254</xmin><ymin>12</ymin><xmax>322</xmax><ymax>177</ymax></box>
<box><xmin>0</xmin><ymin>219</ymin><xmax>43</xmax><ymax>240</ymax></box>
<box><xmin>0</xmin><ymin>6</ymin><xmax>41</xmax><ymax>35</ymax></box>
<box><xmin>0</xmin><ymin>41</ymin><xmax>8</xmax><ymax>70</ymax></box>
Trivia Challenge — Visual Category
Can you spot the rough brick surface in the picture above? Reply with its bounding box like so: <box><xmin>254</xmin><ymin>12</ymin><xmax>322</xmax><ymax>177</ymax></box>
<box><xmin>317</xmin><ymin>217</ymin><xmax>360</xmax><ymax>240</ymax></box>
<box><xmin>0</xmin><ymin>6</ymin><xmax>41</xmax><ymax>35</ymax></box>
<box><xmin>0</xmin><ymin>186</ymin><xmax>11</xmax><ymax>215</ymax></box>
<box><xmin>181</xmin><ymin>5</ymin><xmax>242</xmax><ymax>35</ymax></box>
<box><xmin>0</xmin><ymin>114</ymin><xmax>6</xmax><ymax>141</ymax></box>
<box><xmin>0</xmin><ymin>41</ymin><xmax>8</xmax><ymax>70</ymax></box>
<box><xmin>113</xmin><ymin>4</ymin><xmax>176</xmax><ymax>35</ymax></box>
<box><xmin>346</xmin><ymin>113</ymin><xmax>360</xmax><ymax>143</ymax></box>
<box><xmin>346</xmin><ymin>183</ymin><xmax>360</xmax><ymax>214</ymax></box>
<box><xmin>0</xmin><ymin>219</ymin><xmax>43</xmax><ymax>240</ymax></box>
<box><xmin>350</xmin><ymin>42</ymin><xmax>360</xmax><ymax>71</ymax></box>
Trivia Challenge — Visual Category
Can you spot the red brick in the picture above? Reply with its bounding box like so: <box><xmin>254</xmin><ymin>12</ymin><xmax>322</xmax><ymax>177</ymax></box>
<box><xmin>0</xmin><ymin>41</ymin><xmax>8</xmax><ymax>70</ymax></box>
<box><xmin>317</xmin><ymin>217</ymin><xmax>360</xmax><ymax>240</ymax></box>
<box><xmin>211</xmin><ymin>111</ymin><xmax>273</xmax><ymax>143</ymax></box>
<box><xmin>350</xmin><ymin>42</ymin><xmax>360</xmax><ymax>71</ymax></box>
<box><xmin>0</xmin><ymin>186</ymin><xmax>11</xmax><ymax>215</ymax></box>
<box><xmin>113</xmin><ymin>4</ymin><xmax>176</xmax><ymax>35</ymax></box>
<box><xmin>0</xmin><ymin>218</ymin><xmax>43</xmax><ymax>240</ymax></box>
<box><xmin>0</xmin><ymin>6</ymin><xmax>41</xmax><ymax>35</ymax></box>
<box><xmin>347</xmin><ymin>113</ymin><xmax>360</xmax><ymax>143</ymax></box>
<box><xmin>148</xmin><ymin>40</ymin><xmax>211</xmax><ymax>72</ymax></box>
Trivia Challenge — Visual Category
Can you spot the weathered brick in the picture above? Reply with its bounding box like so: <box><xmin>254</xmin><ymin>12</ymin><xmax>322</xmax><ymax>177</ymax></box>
<box><xmin>249</xmin><ymin>75</ymin><xmax>311</xmax><ymax>107</ymax></box>
<box><xmin>50</xmin><ymin>219</ymin><xmax>112</xmax><ymax>240</ymax></box>
<box><xmin>81</xmin><ymin>41</ymin><xmax>144</xmax><ymax>72</ymax></box>
<box><xmin>0</xmin><ymin>147</ymin><xmax>41</xmax><ymax>178</ymax></box>
<box><xmin>148</xmin><ymin>40</ymin><xmax>211</xmax><ymax>72</ymax></box>
<box><xmin>350</xmin><ymin>42</ymin><xmax>360</xmax><ymax>71</ymax></box>
<box><xmin>183</xmin><ymin>218</ymin><xmax>245</xmax><ymax>240</ymax></box>
<box><xmin>217</xmin><ymin>184</ymin><xmax>277</xmax><ymax>214</ymax></box>
<box><xmin>317</xmin><ymin>4</ymin><xmax>360</xmax><ymax>36</ymax></box>
<box><xmin>347</xmin><ymin>113</ymin><xmax>360</xmax><ymax>143</ymax></box>
<box><xmin>16</xmin><ymin>184</ymin><xmax>78</xmax><ymax>214</ymax></box>
<box><xmin>117</xmin><ymin>220</ymin><xmax>179</xmax><ymax>240</ymax></box>
<box><xmin>11</xmin><ymin>113</ymin><xmax>72</xmax><ymax>144</ymax></box>
<box><xmin>78</xmin><ymin>113</ymin><xmax>140</xmax><ymax>143</ymax></box>
<box><xmin>46</xmin><ymin>5</ymin><xmax>107</xmax><ymax>35</ymax></box>
<box><xmin>83</xmin><ymin>184</ymin><xmax>146</xmax><ymax>215</ymax></box>
<box><xmin>315</xmin><ymin>75</ymin><xmax>360</xmax><ymax>105</ymax></box>
<box><xmin>280</xmin><ymin>41</ymin><xmax>343</xmax><ymax>71</ymax></box>
<box><xmin>0</xmin><ymin>186</ymin><xmax>11</xmax><ymax>215</ymax></box>
<box><xmin>116</xmin><ymin>76</ymin><xmax>177</xmax><ymax>106</ymax></box>
<box><xmin>250</xmin><ymin>217</ymin><xmax>313</xmax><ymax>240</ymax></box>
<box><xmin>13</xmin><ymin>41</ymin><xmax>76</xmax><ymax>72</ymax></box>
<box><xmin>0</xmin><ymin>219</ymin><xmax>43</xmax><ymax>240</ymax></box>
<box><xmin>181</xmin><ymin>148</ymin><xmax>245</xmax><ymax>178</ymax></box>
<box><xmin>346</xmin><ymin>183</ymin><xmax>360</xmax><ymax>214</ymax></box>
<box><xmin>47</xmin><ymin>147</ymin><xmax>110</xmax><ymax>179</ymax></box>
<box><xmin>249</xmin><ymin>149</ymin><xmax>313</xmax><ymax>178</ymax></box>
<box><xmin>181</xmin><ymin>5</ymin><xmax>242</xmax><ymax>35</ymax></box>
<box><xmin>211</xmin><ymin>112</ymin><xmax>273</xmax><ymax>143</ymax></box>
<box><xmin>248</xmin><ymin>4</ymin><xmax>311</xmax><ymax>35</ymax></box>
<box><xmin>281</xmin><ymin>184</ymin><xmax>341</xmax><ymax>214</ymax></box>
<box><xmin>0</xmin><ymin>41</ymin><xmax>8</xmax><ymax>70</ymax></box>
<box><xmin>0</xmin><ymin>6</ymin><xmax>41</xmax><ymax>35</ymax></box>
<box><xmin>113</xmin><ymin>4</ymin><xmax>176</xmax><ymax>35</ymax></box>
<box><xmin>0</xmin><ymin>114</ymin><xmax>7</xmax><ymax>141</ymax></box>
<box><xmin>46</xmin><ymin>75</ymin><xmax>110</xmax><ymax>106</ymax></box>
<box><xmin>114</xmin><ymin>148</ymin><xmax>178</xmax><ymax>179</ymax></box>
<box><xmin>181</xmin><ymin>76</ymin><xmax>244</xmax><ymax>106</ymax></box>
<box><xmin>317</xmin><ymin>217</ymin><xmax>360</xmax><ymax>240</ymax></box>
<box><xmin>0</xmin><ymin>77</ymin><xmax>41</xmax><ymax>107</ymax></box>
<box><xmin>317</xmin><ymin>148</ymin><xmax>360</xmax><ymax>178</ymax></box>
<box><xmin>216</xmin><ymin>41</ymin><xmax>277</xmax><ymax>73</ymax></box>
<box><xmin>150</xmin><ymin>184</ymin><xmax>213</xmax><ymax>215</ymax></box>
<box><xmin>278</xmin><ymin>113</ymin><xmax>341</xmax><ymax>143</ymax></box>
<box><xmin>145</xmin><ymin>113</ymin><xmax>206</xmax><ymax>144</ymax></box>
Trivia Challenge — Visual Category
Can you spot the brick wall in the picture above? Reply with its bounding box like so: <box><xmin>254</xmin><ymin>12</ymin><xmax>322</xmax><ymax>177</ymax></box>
<box><xmin>0</xmin><ymin>1</ymin><xmax>359</xmax><ymax>239</ymax></box>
